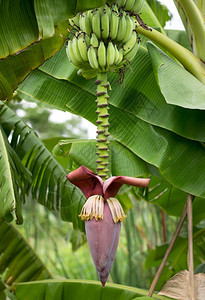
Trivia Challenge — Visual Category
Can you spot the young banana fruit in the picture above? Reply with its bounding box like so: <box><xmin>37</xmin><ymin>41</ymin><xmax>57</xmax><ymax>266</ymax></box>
<box><xmin>67</xmin><ymin>2</ymin><xmax>141</xmax><ymax>74</ymax></box>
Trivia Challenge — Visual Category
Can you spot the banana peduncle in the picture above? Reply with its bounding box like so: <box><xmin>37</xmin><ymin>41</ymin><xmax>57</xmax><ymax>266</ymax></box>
<box><xmin>95</xmin><ymin>72</ymin><xmax>110</xmax><ymax>181</ymax></box>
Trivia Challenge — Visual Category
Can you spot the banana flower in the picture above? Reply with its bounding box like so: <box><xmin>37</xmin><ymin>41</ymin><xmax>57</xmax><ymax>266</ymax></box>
<box><xmin>66</xmin><ymin>165</ymin><xmax>150</xmax><ymax>286</ymax></box>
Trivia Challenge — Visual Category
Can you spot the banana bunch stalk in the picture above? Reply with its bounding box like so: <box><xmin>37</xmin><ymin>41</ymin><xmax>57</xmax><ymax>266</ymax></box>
<box><xmin>65</xmin><ymin>1</ymin><xmax>150</xmax><ymax>287</ymax></box>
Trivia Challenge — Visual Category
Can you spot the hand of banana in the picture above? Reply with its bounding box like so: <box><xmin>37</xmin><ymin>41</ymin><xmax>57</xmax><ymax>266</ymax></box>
<box><xmin>67</xmin><ymin>1</ymin><xmax>143</xmax><ymax>76</ymax></box>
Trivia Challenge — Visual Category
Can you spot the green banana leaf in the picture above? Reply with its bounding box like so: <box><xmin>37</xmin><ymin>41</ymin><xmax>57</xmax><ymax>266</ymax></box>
<box><xmin>145</xmin><ymin>225</ymin><xmax>205</xmax><ymax>290</ymax></box>
<box><xmin>0</xmin><ymin>0</ymin><xmax>107</xmax><ymax>59</ymax></box>
<box><xmin>0</xmin><ymin>27</ymin><xmax>68</xmax><ymax>100</ymax></box>
<box><xmin>39</xmin><ymin>45</ymin><xmax>205</xmax><ymax>142</ymax></box>
<box><xmin>15</xmin><ymin>280</ymin><xmax>172</xmax><ymax>300</ymax></box>
<box><xmin>0</xmin><ymin>102</ymin><xmax>85</xmax><ymax>229</ymax></box>
<box><xmin>147</xmin><ymin>42</ymin><xmax>205</xmax><ymax>109</ymax></box>
<box><xmin>0</xmin><ymin>220</ymin><xmax>52</xmax><ymax>290</ymax></box>
<box><xmin>52</xmin><ymin>138</ymin><xmax>148</xmax><ymax>177</ymax></box>
<box><xmin>17</xmin><ymin>69</ymin><xmax>205</xmax><ymax>199</ymax></box>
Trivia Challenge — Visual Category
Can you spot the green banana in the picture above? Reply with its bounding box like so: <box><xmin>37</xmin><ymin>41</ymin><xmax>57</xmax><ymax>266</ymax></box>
<box><xmin>132</xmin><ymin>0</ymin><xmax>144</xmax><ymax>13</ymax></box>
<box><xmin>79</xmin><ymin>13</ymin><xmax>92</xmax><ymax>36</ymax></box>
<box><xmin>66</xmin><ymin>40</ymin><xmax>80</xmax><ymax>67</ymax></box>
<box><xmin>116</xmin><ymin>0</ymin><xmax>127</xmax><ymax>8</ymax></box>
<box><xmin>98</xmin><ymin>41</ymin><xmax>107</xmax><ymax>69</ymax></box>
<box><xmin>88</xmin><ymin>45</ymin><xmax>99</xmax><ymax>69</ymax></box>
<box><xmin>107</xmin><ymin>41</ymin><xmax>115</xmax><ymax>66</ymax></box>
<box><xmin>122</xmin><ymin>31</ymin><xmax>137</xmax><ymax>55</ymax></box>
<box><xmin>124</xmin><ymin>0</ymin><xmax>135</xmax><ymax>11</ymax></box>
<box><xmin>85</xmin><ymin>34</ymin><xmax>91</xmax><ymax>47</ymax></box>
<box><xmin>72</xmin><ymin>37</ymin><xmax>83</xmax><ymax>62</ymax></box>
<box><xmin>92</xmin><ymin>9</ymin><xmax>101</xmax><ymax>39</ymax></box>
<box><xmin>101</xmin><ymin>5</ymin><xmax>110</xmax><ymax>39</ymax></box>
<box><xmin>122</xmin><ymin>15</ymin><xmax>134</xmax><ymax>43</ymax></box>
<box><xmin>110</xmin><ymin>5</ymin><xmax>119</xmax><ymax>40</ymax></box>
<box><xmin>77</xmin><ymin>33</ymin><xmax>88</xmax><ymax>61</ymax></box>
<box><xmin>116</xmin><ymin>48</ymin><xmax>124</xmax><ymax>65</ymax></box>
<box><xmin>116</xmin><ymin>10</ymin><xmax>127</xmax><ymax>41</ymax></box>
<box><xmin>91</xmin><ymin>32</ymin><xmax>99</xmax><ymax>48</ymax></box>
<box><xmin>114</xmin><ymin>45</ymin><xmax>120</xmax><ymax>64</ymax></box>
<box><xmin>123</xmin><ymin>41</ymin><xmax>139</xmax><ymax>61</ymax></box>
<box><xmin>69</xmin><ymin>14</ymin><xmax>80</xmax><ymax>27</ymax></box>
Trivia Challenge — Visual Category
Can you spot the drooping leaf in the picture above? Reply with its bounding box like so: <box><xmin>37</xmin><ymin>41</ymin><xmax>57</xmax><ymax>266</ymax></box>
<box><xmin>0</xmin><ymin>102</ymin><xmax>85</xmax><ymax>230</ymax></box>
<box><xmin>15</xmin><ymin>280</ymin><xmax>171</xmax><ymax>300</ymax></box>
<box><xmin>0</xmin><ymin>220</ymin><xmax>52</xmax><ymax>290</ymax></box>
<box><xmin>0</xmin><ymin>25</ymin><xmax>69</xmax><ymax>100</ymax></box>
<box><xmin>147</xmin><ymin>42</ymin><xmax>205</xmax><ymax>109</ymax></box>
<box><xmin>0</xmin><ymin>0</ymin><xmax>108</xmax><ymax>59</ymax></box>
<box><xmin>18</xmin><ymin>69</ymin><xmax>205</xmax><ymax>199</ymax></box>
<box><xmin>39</xmin><ymin>45</ymin><xmax>205</xmax><ymax>143</ymax></box>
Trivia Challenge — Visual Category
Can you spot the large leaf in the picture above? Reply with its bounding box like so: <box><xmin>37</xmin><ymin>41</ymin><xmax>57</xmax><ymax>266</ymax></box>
<box><xmin>0</xmin><ymin>102</ymin><xmax>85</xmax><ymax>230</ymax></box>
<box><xmin>53</xmin><ymin>138</ymin><xmax>149</xmax><ymax>177</ymax></box>
<box><xmin>39</xmin><ymin>45</ymin><xmax>205</xmax><ymax>142</ymax></box>
<box><xmin>0</xmin><ymin>29</ymin><xmax>68</xmax><ymax>100</ymax></box>
<box><xmin>147</xmin><ymin>42</ymin><xmax>205</xmax><ymax>109</ymax></box>
<box><xmin>145</xmin><ymin>226</ymin><xmax>205</xmax><ymax>290</ymax></box>
<box><xmin>15</xmin><ymin>280</ymin><xmax>171</xmax><ymax>300</ymax></box>
<box><xmin>0</xmin><ymin>220</ymin><xmax>52</xmax><ymax>289</ymax></box>
<box><xmin>18</xmin><ymin>69</ymin><xmax>205</xmax><ymax>199</ymax></box>
<box><xmin>0</xmin><ymin>0</ymin><xmax>109</xmax><ymax>59</ymax></box>
<box><xmin>0</xmin><ymin>124</ymin><xmax>31</xmax><ymax>224</ymax></box>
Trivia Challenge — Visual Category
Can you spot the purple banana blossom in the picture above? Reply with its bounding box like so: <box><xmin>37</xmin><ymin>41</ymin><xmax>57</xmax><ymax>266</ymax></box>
<box><xmin>66</xmin><ymin>166</ymin><xmax>150</xmax><ymax>286</ymax></box>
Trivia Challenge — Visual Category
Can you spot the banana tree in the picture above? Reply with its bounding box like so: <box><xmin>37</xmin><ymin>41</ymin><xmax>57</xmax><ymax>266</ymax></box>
<box><xmin>0</xmin><ymin>0</ymin><xmax>205</xmax><ymax>299</ymax></box>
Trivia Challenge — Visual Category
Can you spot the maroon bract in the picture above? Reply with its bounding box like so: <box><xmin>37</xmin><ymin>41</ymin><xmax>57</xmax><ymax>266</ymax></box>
<box><xmin>66</xmin><ymin>165</ymin><xmax>150</xmax><ymax>286</ymax></box>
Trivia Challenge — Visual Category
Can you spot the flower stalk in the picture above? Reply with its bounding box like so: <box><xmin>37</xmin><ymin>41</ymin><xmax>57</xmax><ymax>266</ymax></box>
<box><xmin>175</xmin><ymin>0</ymin><xmax>205</xmax><ymax>62</ymax></box>
<box><xmin>95</xmin><ymin>72</ymin><xmax>110</xmax><ymax>180</ymax></box>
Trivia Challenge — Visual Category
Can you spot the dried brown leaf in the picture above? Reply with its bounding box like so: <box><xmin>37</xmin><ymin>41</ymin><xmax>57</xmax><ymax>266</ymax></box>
<box><xmin>158</xmin><ymin>270</ymin><xmax>205</xmax><ymax>300</ymax></box>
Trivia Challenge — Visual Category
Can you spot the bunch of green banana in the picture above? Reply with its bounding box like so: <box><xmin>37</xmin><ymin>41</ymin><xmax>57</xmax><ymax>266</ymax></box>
<box><xmin>116</xmin><ymin>0</ymin><xmax>144</xmax><ymax>13</ymax></box>
<box><xmin>70</xmin><ymin>5</ymin><xmax>136</xmax><ymax>44</ymax></box>
<box><xmin>67</xmin><ymin>2</ymin><xmax>141</xmax><ymax>77</ymax></box>
<box><xmin>66</xmin><ymin>31</ymin><xmax>139</xmax><ymax>73</ymax></box>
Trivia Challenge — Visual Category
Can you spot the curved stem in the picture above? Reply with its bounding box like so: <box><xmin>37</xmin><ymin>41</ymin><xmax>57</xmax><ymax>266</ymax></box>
<box><xmin>95</xmin><ymin>72</ymin><xmax>110</xmax><ymax>181</ymax></box>
<box><xmin>148</xmin><ymin>201</ymin><xmax>188</xmax><ymax>297</ymax></box>
<box><xmin>187</xmin><ymin>194</ymin><xmax>195</xmax><ymax>300</ymax></box>
<box><xmin>135</xmin><ymin>26</ymin><xmax>205</xmax><ymax>85</ymax></box>
<box><xmin>176</xmin><ymin>0</ymin><xmax>205</xmax><ymax>62</ymax></box>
